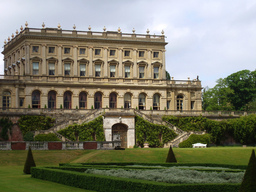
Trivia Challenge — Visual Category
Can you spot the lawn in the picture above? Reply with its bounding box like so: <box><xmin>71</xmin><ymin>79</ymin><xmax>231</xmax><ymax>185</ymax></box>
<box><xmin>0</xmin><ymin>147</ymin><xmax>254</xmax><ymax>192</ymax></box>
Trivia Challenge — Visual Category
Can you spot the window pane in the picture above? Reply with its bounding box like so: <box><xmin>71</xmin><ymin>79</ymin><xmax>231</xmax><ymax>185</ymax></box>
<box><xmin>139</xmin><ymin>51</ymin><xmax>144</xmax><ymax>57</ymax></box>
<box><xmin>153</xmin><ymin>52</ymin><xmax>159</xmax><ymax>58</ymax></box>
<box><xmin>33</xmin><ymin>62</ymin><xmax>39</xmax><ymax>69</ymax></box>
<box><xmin>64</xmin><ymin>48</ymin><xmax>70</xmax><ymax>54</ymax></box>
<box><xmin>80</xmin><ymin>64</ymin><xmax>86</xmax><ymax>76</ymax></box>
<box><xmin>110</xmin><ymin>50</ymin><xmax>116</xmax><ymax>56</ymax></box>
<box><xmin>80</xmin><ymin>48</ymin><xmax>86</xmax><ymax>55</ymax></box>
<box><xmin>32</xmin><ymin>46</ymin><xmax>39</xmax><ymax>53</ymax></box>
<box><xmin>49</xmin><ymin>47</ymin><xmax>55</xmax><ymax>53</ymax></box>
<box><xmin>110</xmin><ymin>66</ymin><xmax>116</xmax><ymax>72</ymax></box>
<box><xmin>95</xmin><ymin>49</ymin><xmax>101</xmax><ymax>55</ymax></box>
<box><xmin>95</xmin><ymin>65</ymin><xmax>101</xmax><ymax>71</ymax></box>
<box><xmin>124</xmin><ymin>51</ymin><xmax>130</xmax><ymax>57</ymax></box>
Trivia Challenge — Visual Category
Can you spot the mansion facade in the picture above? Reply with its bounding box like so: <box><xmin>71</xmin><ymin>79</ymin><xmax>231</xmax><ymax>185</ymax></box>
<box><xmin>0</xmin><ymin>23</ymin><xmax>202</xmax><ymax>112</ymax></box>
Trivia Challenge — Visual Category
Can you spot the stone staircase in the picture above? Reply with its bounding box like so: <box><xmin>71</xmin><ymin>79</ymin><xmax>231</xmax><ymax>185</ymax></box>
<box><xmin>134</xmin><ymin>109</ymin><xmax>205</xmax><ymax>147</ymax></box>
<box><xmin>36</xmin><ymin>108</ymin><xmax>205</xmax><ymax>146</ymax></box>
<box><xmin>35</xmin><ymin>109</ymin><xmax>104</xmax><ymax>141</ymax></box>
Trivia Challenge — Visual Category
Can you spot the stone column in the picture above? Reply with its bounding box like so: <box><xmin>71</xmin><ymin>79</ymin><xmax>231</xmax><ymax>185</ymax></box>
<box><xmin>42</xmin><ymin>44</ymin><xmax>47</xmax><ymax>75</ymax></box>
<box><xmin>73</xmin><ymin>45</ymin><xmax>78</xmax><ymax>76</ymax></box>
<box><xmin>147</xmin><ymin>49</ymin><xmax>152</xmax><ymax>79</ymax></box>
<box><xmin>57</xmin><ymin>45</ymin><xmax>62</xmax><ymax>75</ymax></box>
<box><xmin>171</xmin><ymin>91</ymin><xmax>175</xmax><ymax>110</ymax></box>
<box><xmin>103</xmin><ymin>47</ymin><xmax>108</xmax><ymax>78</ymax></box>
<box><xmin>133</xmin><ymin>49</ymin><xmax>137</xmax><ymax>78</ymax></box>
<box><xmin>15</xmin><ymin>85</ymin><xmax>19</xmax><ymax>108</ymax></box>
<box><xmin>25</xmin><ymin>44</ymin><xmax>30</xmax><ymax>75</ymax></box>
<box><xmin>88</xmin><ymin>47</ymin><xmax>93</xmax><ymax>77</ymax></box>
<box><xmin>162</xmin><ymin>50</ymin><xmax>166</xmax><ymax>79</ymax></box>
<box><xmin>118</xmin><ymin>48</ymin><xmax>123</xmax><ymax>78</ymax></box>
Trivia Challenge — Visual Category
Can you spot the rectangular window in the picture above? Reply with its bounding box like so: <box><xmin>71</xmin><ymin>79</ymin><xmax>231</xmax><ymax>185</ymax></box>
<box><xmin>64</xmin><ymin>48</ymin><xmax>70</xmax><ymax>54</ymax></box>
<box><xmin>139</xmin><ymin>66</ymin><xmax>144</xmax><ymax>78</ymax></box>
<box><xmin>80</xmin><ymin>48</ymin><xmax>86</xmax><ymax>55</ymax></box>
<box><xmin>154</xmin><ymin>67</ymin><xmax>159</xmax><ymax>79</ymax></box>
<box><xmin>124</xmin><ymin>50</ymin><xmax>130</xmax><ymax>57</ymax></box>
<box><xmin>48</xmin><ymin>47</ymin><xmax>55</xmax><ymax>53</ymax></box>
<box><xmin>167</xmin><ymin>100</ymin><xmax>170</xmax><ymax>110</ymax></box>
<box><xmin>49</xmin><ymin>63</ymin><xmax>55</xmax><ymax>75</ymax></box>
<box><xmin>153</xmin><ymin>52</ymin><xmax>159</xmax><ymax>58</ymax></box>
<box><xmin>110</xmin><ymin>65</ymin><xmax>116</xmax><ymax>77</ymax></box>
<box><xmin>32</xmin><ymin>62</ymin><xmax>39</xmax><ymax>75</ymax></box>
<box><xmin>191</xmin><ymin>101</ymin><xmax>195</xmax><ymax>110</ymax></box>
<box><xmin>32</xmin><ymin>46</ymin><xmax>39</xmax><ymax>53</ymax></box>
<box><xmin>95</xmin><ymin>49</ymin><xmax>101</xmax><ymax>56</ymax></box>
<box><xmin>64</xmin><ymin>63</ymin><xmax>71</xmax><ymax>75</ymax></box>
<box><xmin>80</xmin><ymin>64</ymin><xmax>86</xmax><ymax>76</ymax></box>
<box><xmin>109</xmin><ymin>50</ymin><xmax>116</xmax><ymax>56</ymax></box>
<box><xmin>19</xmin><ymin>98</ymin><xmax>24</xmax><ymax>107</ymax></box>
<box><xmin>139</xmin><ymin>51</ymin><xmax>144</xmax><ymax>57</ymax></box>
<box><xmin>125</xmin><ymin>66</ymin><xmax>130</xmax><ymax>78</ymax></box>
<box><xmin>95</xmin><ymin>64</ymin><xmax>101</xmax><ymax>77</ymax></box>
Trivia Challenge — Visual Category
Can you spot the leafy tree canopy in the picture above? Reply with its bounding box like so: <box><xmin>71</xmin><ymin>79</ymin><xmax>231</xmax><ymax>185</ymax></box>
<box><xmin>203</xmin><ymin>70</ymin><xmax>256</xmax><ymax>111</ymax></box>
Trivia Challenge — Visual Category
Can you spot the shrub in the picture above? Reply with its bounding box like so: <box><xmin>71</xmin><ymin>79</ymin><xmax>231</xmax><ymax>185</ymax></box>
<box><xmin>0</xmin><ymin>117</ymin><xmax>13</xmax><ymax>140</ymax></box>
<box><xmin>135</xmin><ymin>116</ymin><xmax>177</xmax><ymax>148</ymax></box>
<box><xmin>23</xmin><ymin>146</ymin><xmax>36</xmax><ymax>174</ymax></box>
<box><xmin>58</xmin><ymin>116</ymin><xmax>104</xmax><ymax>141</ymax></box>
<box><xmin>34</xmin><ymin>133</ymin><xmax>60</xmax><ymax>141</ymax></box>
<box><xmin>166</xmin><ymin>146</ymin><xmax>177</xmax><ymax>163</ymax></box>
<box><xmin>179</xmin><ymin>134</ymin><xmax>211</xmax><ymax>148</ymax></box>
<box><xmin>23</xmin><ymin>131</ymin><xmax>34</xmax><ymax>141</ymax></box>
<box><xmin>18</xmin><ymin>115</ymin><xmax>55</xmax><ymax>135</ymax></box>
<box><xmin>239</xmin><ymin>149</ymin><xmax>256</xmax><ymax>192</ymax></box>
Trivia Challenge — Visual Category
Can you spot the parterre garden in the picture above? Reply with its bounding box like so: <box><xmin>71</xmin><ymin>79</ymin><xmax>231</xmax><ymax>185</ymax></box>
<box><xmin>1</xmin><ymin>147</ymin><xmax>254</xmax><ymax>192</ymax></box>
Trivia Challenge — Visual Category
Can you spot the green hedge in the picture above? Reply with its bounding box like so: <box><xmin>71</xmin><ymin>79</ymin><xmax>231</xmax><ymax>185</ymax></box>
<box><xmin>163</xmin><ymin>114</ymin><xmax>256</xmax><ymax>145</ymax></box>
<box><xmin>135</xmin><ymin>116</ymin><xmax>177</xmax><ymax>147</ymax></box>
<box><xmin>34</xmin><ymin>133</ymin><xmax>60</xmax><ymax>141</ymax></box>
<box><xmin>179</xmin><ymin>134</ymin><xmax>211</xmax><ymax>148</ymax></box>
<box><xmin>59</xmin><ymin>162</ymin><xmax>247</xmax><ymax>170</ymax></box>
<box><xmin>18</xmin><ymin>115</ymin><xmax>55</xmax><ymax>135</ymax></box>
<box><xmin>58</xmin><ymin>116</ymin><xmax>104</xmax><ymax>141</ymax></box>
<box><xmin>31</xmin><ymin>167</ymin><xmax>240</xmax><ymax>192</ymax></box>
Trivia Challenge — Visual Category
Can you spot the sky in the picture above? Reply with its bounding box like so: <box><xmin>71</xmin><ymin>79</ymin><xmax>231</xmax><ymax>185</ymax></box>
<box><xmin>0</xmin><ymin>0</ymin><xmax>256</xmax><ymax>88</ymax></box>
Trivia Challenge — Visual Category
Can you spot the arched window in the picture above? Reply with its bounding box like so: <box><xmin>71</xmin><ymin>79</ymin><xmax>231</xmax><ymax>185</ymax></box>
<box><xmin>153</xmin><ymin>94</ymin><xmax>160</xmax><ymax>110</ymax></box>
<box><xmin>177</xmin><ymin>95</ymin><xmax>183</xmax><ymax>111</ymax></box>
<box><xmin>94</xmin><ymin>92</ymin><xmax>102</xmax><ymax>109</ymax></box>
<box><xmin>48</xmin><ymin>91</ymin><xmax>56</xmax><ymax>109</ymax></box>
<box><xmin>79</xmin><ymin>92</ymin><xmax>87</xmax><ymax>109</ymax></box>
<box><xmin>124</xmin><ymin>93</ymin><xmax>132</xmax><ymax>109</ymax></box>
<box><xmin>64</xmin><ymin>91</ymin><xmax>72</xmax><ymax>109</ymax></box>
<box><xmin>109</xmin><ymin>92</ymin><xmax>117</xmax><ymax>108</ymax></box>
<box><xmin>138</xmin><ymin>93</ymin><xmax>146</xmax><ymax>110</ymax></box>
<box><xmin>32</xmin><ymin>90</ymin><xmax>40</xmax><ymax>108</ymax></box>
<box><xmin>2</xmin><ymin>91</ymin><xmax>11</xmax><ymax>110</ymax></box>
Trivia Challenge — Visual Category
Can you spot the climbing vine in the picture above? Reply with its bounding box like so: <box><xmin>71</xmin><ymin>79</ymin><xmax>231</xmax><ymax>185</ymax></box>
<box><xmin>135</xmin><ymin>116</ymin><xmax>177</xmax><ymax>147</ymax></box>
<box><xmin>58</xmin><ymin>116</ymin><xmax>105</xmax><ymax>141</ymax></box>
<box><xmin>0</xmin><ymin>117</ymin><xmax>13</xmax><ymax>140</ymax></box>
<box><xmin>18</xmin><ymin>115</ymin><xmax>55</xmax><ymax>135</ymax></box>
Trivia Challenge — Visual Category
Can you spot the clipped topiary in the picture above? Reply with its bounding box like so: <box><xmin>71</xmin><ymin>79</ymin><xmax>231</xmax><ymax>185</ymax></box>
<box><xmin>166</xmin><ymin>145</ymin><xmax>177</xmax><ymax>163</ymax></box>
<box><xmin>239</xmin><ymin>149</ymin><xmax>256</xmax><ymax>192</ymax></box>
<box><xmin>23</xmin><ymin>146</ymin><xmax>36</xmax><ymax>174</ymax></box>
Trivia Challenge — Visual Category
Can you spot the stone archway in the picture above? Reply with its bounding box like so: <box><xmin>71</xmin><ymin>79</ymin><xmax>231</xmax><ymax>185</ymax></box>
<box><xmin>112</xmin><ymin>123</ymin><xmax>128</xmax><ymax>148</ymax></box>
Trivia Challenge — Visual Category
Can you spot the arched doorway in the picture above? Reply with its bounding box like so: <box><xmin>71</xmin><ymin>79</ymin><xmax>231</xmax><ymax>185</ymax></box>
<box><xmin>32</xmin><ymin>90</ymin><xmax>40</xmax><ymax>108</ymax></box>
<box><xmin>94</xmin><ymin>92</ymin><xmax>102</xmax><ymax>109</ymax></box>
<box><xmin>109</xmin><ymin>92</ymin><xmax>117</xmax><ymax>108</ymax></box>
<box><xmin>48</xmin><ymin>91</ymin><xmax>56</xmax><ymax>109</ymax></box>
<box><xmin>112</xmin><ymin>123</ymin><xmax>128</xmax><ymax>148</ymax></box>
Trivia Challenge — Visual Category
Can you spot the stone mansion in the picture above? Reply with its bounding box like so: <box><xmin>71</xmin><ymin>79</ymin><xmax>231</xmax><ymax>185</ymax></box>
<box><xmin>0</xmin><ymin>23</ymin><xmax>202</xmax><ymax>112</ymax></box>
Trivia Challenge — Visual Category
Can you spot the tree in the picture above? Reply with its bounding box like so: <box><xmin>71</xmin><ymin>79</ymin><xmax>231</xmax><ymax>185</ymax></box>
<box><xmin>226</xmin><ymin>70</ymin><xmax>256</xmax><ymax>111</ymax></box>
<box><xmin>23</xmin><ymin>146</ymin><xmax>36</xmax><ymax>174</ymax></box>
<box><xmin>202</xmin><ymin>79</ymin><xmax>234</xmax><ymax>111</ymax></box>
<box><xmin>239</xmin><ymin>149</ymin><xmax>256</xmax><ymax>192</ymax></box>
<box><xmin>166</xmin><ymin>71</ymin><xmax>171</xmax><ymax>80</ymax></box>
